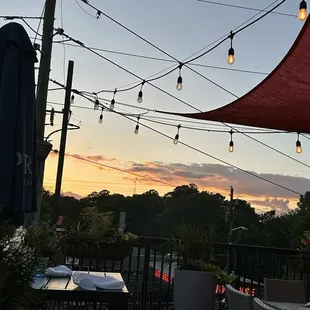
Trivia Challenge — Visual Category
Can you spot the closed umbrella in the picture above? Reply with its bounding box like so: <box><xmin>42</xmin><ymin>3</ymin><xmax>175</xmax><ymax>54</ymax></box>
<box><xmin>0</xmin><ymin>22</ymin><xmax>37</xmax><ymax>226</ymax></box>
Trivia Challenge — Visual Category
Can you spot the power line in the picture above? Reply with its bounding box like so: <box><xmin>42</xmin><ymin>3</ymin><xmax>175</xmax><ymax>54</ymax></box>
<box><xmin>196</xmin><ymin>0</ymin><xmax>296</xmax><ymax>18</ymax></box>
<box><xmin>53</xmin><ymin>41</ymin><xmax>268</xmax><ymax>76</ymax></box>
<box><xmin>53</xmin><ymin>151</ymin><xmax>177</xmax><ymax>188</ymax></box>
<box><xmin>33</xmin><ymin>4</ymin><xmax>45</xmax><ymax>44</ymax></box>
<box><xmin>70</xmin><ymin>90</ymin><xmax>303</xmax><ymax>196</ymax></box>
<box><xmin>0</xmin><ymin>15</ymin><xmax>43</xmax><ymax>20</ymax></box>
<box><xmin>21</xmin><ymin>17</ymin><xmax>43</xmax><ymax>37</ymax></box>
<box><xmin>51</xmin><ymin>32</ymin><xmax>310</xmax><ymax>170</ymax></box>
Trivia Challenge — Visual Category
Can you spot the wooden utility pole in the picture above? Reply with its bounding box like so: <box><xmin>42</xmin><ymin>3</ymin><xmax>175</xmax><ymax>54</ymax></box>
<box><xmin>34</xmin><ymin>0</ymin><xmax>57</xmax><ymax>223</ymax></box>
<box><xmin>228</xmin><ymin>186</ymin><xmax>234</xmax><ymax>243</ymax></box>
<box><xmin>51</xmin><ymin>60</ymin><xmax>74</xmax><ymax>225</ymax></box>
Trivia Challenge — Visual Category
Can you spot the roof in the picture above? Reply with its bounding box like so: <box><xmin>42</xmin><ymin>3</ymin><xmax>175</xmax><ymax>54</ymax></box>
<box><xmin>169</xmin><ymin>18</ymin><xmax>310</xmax><ymax>133</ymax></box>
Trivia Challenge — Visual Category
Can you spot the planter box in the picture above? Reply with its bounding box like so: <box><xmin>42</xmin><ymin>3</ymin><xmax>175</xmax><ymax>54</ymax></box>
<box><xmin>61</xmin><ymin>243</ymin><xmax>132</xmax><ymax>261</ymax></box>
<box><xmin>174</xmin><ymin>269</ymin><xmax>216</xmax><ymax>310</ymax></box>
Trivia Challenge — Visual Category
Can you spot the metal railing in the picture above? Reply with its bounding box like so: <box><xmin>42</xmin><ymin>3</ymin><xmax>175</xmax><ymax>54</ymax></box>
<box><xmin>55</xmin><ymin>237</ymin><xmax>307</xmax><ymax>310</ymax></box>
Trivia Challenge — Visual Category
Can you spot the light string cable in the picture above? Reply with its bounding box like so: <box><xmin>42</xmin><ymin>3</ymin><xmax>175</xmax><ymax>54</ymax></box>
<box><xmin>52</xmin><ymin>29</ymin><xmax>310</xmax><ymax>170</ymax></box>
<box><xmin>74</xmin><ymin>90</ymin><xmax>303</xmax><ymax>197</ymax></box>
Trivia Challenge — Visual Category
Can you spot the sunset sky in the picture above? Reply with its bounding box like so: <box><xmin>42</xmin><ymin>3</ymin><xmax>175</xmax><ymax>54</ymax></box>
<box><xmin>2</xmin><ymin>0</ymin><xmax>310</xmax><ymax>214</ymax></box>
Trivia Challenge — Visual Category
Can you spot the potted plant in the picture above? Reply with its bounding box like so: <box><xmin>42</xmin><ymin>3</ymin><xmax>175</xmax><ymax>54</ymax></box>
<box><xmin>292</xmin><ymin>231</ymin><xmax>310</xmax><ymax>274</ymax></box>
<box><xmin>61</xmin><ymin>207</ymin><xmax>138</xmax><ymax>261</ymax></box>
<box><xmin>172</xmin><ymin>221</ymin><xmax>235</xmax><ymax>310</ymax></box>
<box><xmin>25</xmin><ymin>221</ymin><xmax>60</xmax><ymax>265</ymax></box>
<box><xmin>0</xmin><ymin>221</ymin><xmax>41</xmax><ymax>309</ymax></box>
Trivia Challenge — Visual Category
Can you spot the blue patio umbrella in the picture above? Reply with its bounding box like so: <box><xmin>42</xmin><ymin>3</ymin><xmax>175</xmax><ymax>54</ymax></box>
<box><xmin>0</xmin><ymin>22</ymin><xmax>37</xmax><ymax>226</ymax></box>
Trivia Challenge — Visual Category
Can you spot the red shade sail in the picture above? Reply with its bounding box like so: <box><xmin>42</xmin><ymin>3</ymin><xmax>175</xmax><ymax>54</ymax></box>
<box><xmin>168</xmin><ymin>18</ymin><xmax>310</xmax><ymax>133</ymax></box>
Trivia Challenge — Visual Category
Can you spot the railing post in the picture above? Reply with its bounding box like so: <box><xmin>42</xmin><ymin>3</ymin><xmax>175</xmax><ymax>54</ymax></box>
<box><xmin>143</xmin><ymin>243</ymin><xmax>151</xmax><ymax>282</ymax></box>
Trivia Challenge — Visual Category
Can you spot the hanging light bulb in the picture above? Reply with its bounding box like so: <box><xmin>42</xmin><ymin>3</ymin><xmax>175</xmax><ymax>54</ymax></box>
<box><xmin>137</xmin><ymin>90</ymin><xmax>143</xmax><ymax>103</ymax></box>
<box><xmin>298</xmin><ymin>0</ymin><xmax>307</xmax><ymax>20</ymax></box>
<box><xmin>173</xmin><ymin>125</ymin><xmax>181</xmax><ymax>145</ymax></box>
<box><xmin>70</xmin><ymin>94</ymin><xmax>75</xmax><ymax>104</ymax></box>
<box><xmin>50</xmin><ymin>108</ymin><xmax>55</xmax><ymax>126</ymax></box>
<box><xmin>229</xmin><ymin>130</ymin><xmax>234</xmax><ymax>152</ymax></box>
<box><xmin>98</xmin><ymin>108</ymin><xmax>104</xmax><ymax>124</ymax></box>
<box><xmin>134</xmin><ymin>116</ymin><xmax>140</xmax><ymax>134</ymax></box>
<box><xmin>227</xmin><ymin>31</ymin><xmax>235</xmax><ymax>65</ymax></box>
<box><xmin>137</xmin><ymin>81</ymin><xmax>145</xmax><ymax>103</ymax></box>
<box><xmin>94</xmin><ymin>99</ymin><xmax>100</xmax><ymax>110</ymax></box>
<box><xmin>110</xmin><ymin>89</ymin><xmax>117</xmax><ymax>110</ymax></box>
<box><xmin>176</xmin><ymin>63</ymin><xmax>183</xmax><ymax>91</ymax></box>
<box><xmin>296</xmin><ymin>133</ymin><xmax>302</xmax><ymax>154</ymax></box>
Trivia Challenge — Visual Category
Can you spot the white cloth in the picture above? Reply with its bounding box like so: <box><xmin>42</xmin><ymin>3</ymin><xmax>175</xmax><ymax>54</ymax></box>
<box><xmin>45</xmin><ymin>265</ymin><xmax>73</xmax><ymax>277</ymax></box>
<box><xmin>72</xmin><ymin>272</ymin><xmax>125</xmax><ymax>291</ymax></box>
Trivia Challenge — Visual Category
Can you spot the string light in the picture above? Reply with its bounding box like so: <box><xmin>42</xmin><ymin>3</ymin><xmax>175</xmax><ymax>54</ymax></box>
<box><xmin>298</xmin><ymin>0</ymin><xmax>307</xmax><ymax>20</ymax></box>
<box><xmin>229</xmin><ymin>130</ymin><xmax>234</xmax><ymax>152</ymax></box>
<box><xmin>50</xmin><ymin>108</ymin><xmax>55</xmax><ymax>126</ymax></box>
<box><xmin>174</xmin><ymin>125</ymin><xmax>181</xmax><ymax>145</ymax></box>
<box><xmin>296</xmin><ymin>133</ymin><xmax>302</xmax><ymax>154</ymax></box>
<box><xmin>137</xmin><ymin>81</ymin><xmax>145</xmax><ymax>103</ymax></box>
<box><xmin>134</xmin><ymin>116</ymin><xmax>140</xmax><ymax>134</ymax></box>
<box><xmin>110</xmin><ymin>89</ymin><xmax>117</xmax><ymax>110</ymax></box>
<box><xmin>98</xmin><ymin>108</ymin><xmax>104</xmax><ymax>124</ymax></box>
<box><xmin>227</xmin><ymin>31</ymin><xmax>235</xmax><ymax>65</ymax></box>
<box><xmin>94</xmin><ymin>98</ymin><xmax>100</xmax><ymax>110</ymax></box>
<box><xmin>70</xmin><ymin>94</ymin><xmax>75</xmax><ymax>104</ymax></box>
<box><xmin>176</xmin><ymin>63</ymin><xmax>183</xmax><ymax>91</ymax></box>
<box><xmin>96</xmin><ymin>10</ymin><xmax>101</xmax><ymax>19</ymax></box>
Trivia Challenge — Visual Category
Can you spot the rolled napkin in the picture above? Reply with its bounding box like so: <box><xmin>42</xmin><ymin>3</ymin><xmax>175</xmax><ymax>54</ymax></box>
<box><xmin>72</xmin><ymin>272</ymin><xmax>125</xmax><ymax>291</ymax></box>
<box><xmin>45</xmin><ymin>265</ymin><xmax>73</xmax><ymax>277</ymax></box>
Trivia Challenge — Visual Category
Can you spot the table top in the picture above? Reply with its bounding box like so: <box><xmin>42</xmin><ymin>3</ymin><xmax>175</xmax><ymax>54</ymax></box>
<box><xmin>265</xmin><ymin>301</ymin><xmax>307</xmax><ymax>310</ymax></box>
<box><xmin>32</xmin><ymin>271</ymin><xmax>128</xmax><ymax>294</ymax></box>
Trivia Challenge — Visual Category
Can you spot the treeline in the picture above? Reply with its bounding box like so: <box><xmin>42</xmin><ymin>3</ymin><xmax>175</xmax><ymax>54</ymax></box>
<box><xmin>41</xmin><ymin>184</ymin><xmax>310</xmax><ymax>248</ymax></box>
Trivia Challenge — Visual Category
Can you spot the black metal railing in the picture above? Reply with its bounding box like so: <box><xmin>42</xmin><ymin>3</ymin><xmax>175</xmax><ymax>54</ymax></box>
<box><xmin>55</xmin><ymin>237</ymin><xmax>308</xmax><ymax>310</ymax></box>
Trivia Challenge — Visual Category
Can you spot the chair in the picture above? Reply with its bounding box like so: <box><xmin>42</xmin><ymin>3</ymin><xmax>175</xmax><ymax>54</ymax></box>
<box><xmin>226</xmin><ymin>284</ymin><xmax>253</xmax><ymax>310</ymax></box>
<box><xmin>253</xmin><ymin>298</ymin><xmax>276</xmax><ymax>310</ymax></box>
<box><xmin>263</xmin><ymin>278</ymin><xmax>306</xmax><ymax>303</ymax></box>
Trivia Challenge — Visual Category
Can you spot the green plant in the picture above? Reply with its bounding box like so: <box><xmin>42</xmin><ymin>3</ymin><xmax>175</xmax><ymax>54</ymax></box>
<box><xmin>298</xmin><ymin>231</ymin><xmax>310</xmax><ymax>257</ymax></box>
<box><xmin>172</xmin><ymin>220</ymin><xmax>218</xmax><ymax>270</ymax></box>
<box><xmin>0</xmin><ymin>223</ymin><xmax>40</xmax><ymax>309</ymax></box>
<box><xmin>25</xmin><ymin>221</ymin><xmax>59</xmax><ymax>257</ymax></box>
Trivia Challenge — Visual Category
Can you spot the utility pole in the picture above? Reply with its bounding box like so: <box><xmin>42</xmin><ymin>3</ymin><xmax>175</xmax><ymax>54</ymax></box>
<box><xmin>228</xmin><ymin>186</ymin><xmax>234</xmax><ymax>243</ymax></box>
<box><xmin>51</xmin><ymin>60</ymin><xmax>74</xmax><ymax>225</ymax></box>
<box><xmin>34</xmin><ymin>0</ymin><xmax>57</xmax><ymax>224</ymax></box>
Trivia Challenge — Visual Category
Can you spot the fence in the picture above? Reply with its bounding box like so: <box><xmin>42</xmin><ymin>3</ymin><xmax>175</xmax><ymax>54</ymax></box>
<box><xmin>57</xmin><ymin>237</ymin><xmax>307</xmax><ymax>309</ymax></box>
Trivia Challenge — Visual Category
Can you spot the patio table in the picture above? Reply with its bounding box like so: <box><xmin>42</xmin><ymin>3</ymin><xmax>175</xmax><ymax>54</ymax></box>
<box><xmin>32</xmin><ymin>271</ymin><xmax>129</xmax><ymax>310</ymax></box>
<box><xmin>265</xmin><ymin>301</ymin><xmax>308</xmax><ymax>310</ymax></box>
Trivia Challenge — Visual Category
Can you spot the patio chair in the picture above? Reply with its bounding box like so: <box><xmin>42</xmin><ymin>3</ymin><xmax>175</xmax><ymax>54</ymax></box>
<box><xmin>226</xmin><ymin>284</ymin><xmax>253</xmax><ymax>310</ymax></box>
<box><xmin>253</xmin><ymin>297</ymin><xmax>276</xmax><ymax>310</ymax></box>
<box><xmin>263</xmin><ymin>278</ymin><xmax>306</xmax><ymax>303</ymax></box>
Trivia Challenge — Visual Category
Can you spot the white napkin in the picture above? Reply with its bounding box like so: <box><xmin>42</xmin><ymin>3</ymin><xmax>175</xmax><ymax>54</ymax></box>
<box><xmin>72</xmin><ymin>272</ymin><xmax>125</xmax><ymax>291</ymax></box>
<box><xmin>45</xmin><ymin>265</ymin><xmax>73</xmax><ymax>277</ymax></box>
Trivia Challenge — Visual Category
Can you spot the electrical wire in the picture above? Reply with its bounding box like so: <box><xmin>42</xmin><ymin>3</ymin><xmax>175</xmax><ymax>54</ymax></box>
<box><xmin>33</xmin><ymin>4</ymin><xmax>45</xmax><ymax>44</ymax></box>
<box><xmin>77</xmin><ymin>92</ymin><xmax>303</xmax><ymax>196</ymax></box>
<box><xmin>60</xmin><ymin>0</ymin><xmax>66</xmax><ymax>82</ymax></box>
<box><xmin>53</xmin><ymin>41</ymin><xmax>268</xmax><ymax>75</ymax></box>
<box><xmin>196</xmin><ymin>0</ymin><xmax>296</xmax><ymax>18</ymax></box>
<box><xmin>74</xmin><ymin>0</ymin><xmax>97</xmax><ymax>18</ymax></box>
<box><xmin>53</xmin><ymin>150</ymin><xmax>177</xmax><ymax>188</ymax></box>
<box><xmin>0</xmin><ymin>15</ymin><xmax>43</xmax><ymax>20</ymax></box>
<box><xmin>21</xmin><ymin>17</ymin><xmax>43</xmax><ymax>37</ymax></box>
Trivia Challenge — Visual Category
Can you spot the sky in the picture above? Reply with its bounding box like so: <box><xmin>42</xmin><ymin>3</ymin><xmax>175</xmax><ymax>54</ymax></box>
<box><xmin>1</xmin><ymin>0</ymin><xmax>310</xmax><ymax>214</ymax></box>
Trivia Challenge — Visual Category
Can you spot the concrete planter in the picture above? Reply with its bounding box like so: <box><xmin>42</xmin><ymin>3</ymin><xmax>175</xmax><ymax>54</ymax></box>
<box><xmin>174</xmin><ymin>269</ymin><xmax>216</xmax><ymax>310</ymax></box>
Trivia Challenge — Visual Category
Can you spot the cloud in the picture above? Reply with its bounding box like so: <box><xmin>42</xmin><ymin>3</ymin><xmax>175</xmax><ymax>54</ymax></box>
<box><xmin>249</xmin><ymin>197</ymin><xmax>290</xmax><ymax>214</ymax></box>
<box><xmin>126</xmin><ymin>161</ymin><xmax>309</xmax><ymax>199</ymax></box>
<box><xmin>71</xmin><ymin>153</ymin><xmax>117</xmax><ymax>162</ymax></box>
<box><xmin>62</xmin><ymin>191</ymin><xmax>83</xmax><ymax>200</ymax></box>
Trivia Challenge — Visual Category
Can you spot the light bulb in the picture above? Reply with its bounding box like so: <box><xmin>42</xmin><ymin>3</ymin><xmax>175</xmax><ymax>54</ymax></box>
<box><xmin>173</xmin><ymin>134</ymin><xmax>179</xmax><ymax>145</ymax></box>
<box><xmin>137</xmin><ymin>91</ymin><xmax>143</xmax><ymax>103</ymax></box>
<box><xmin>110</xmin><ymin>99</ymin><xmax>115</xmax><ymax>110</ymax></box>
<box><xmin>176</xmin><ymin>76</ymin><xmax>183</xmax><ymax>91</ymax></box>
<box><xmin>299</xmin><ymin>0</ymin><xmax>307</xmax><ymax>20</ymax></box>
<box><xmin>134</xmin><ymin>124</ymin><xmax>139</xmax><ymax>135</ymax></box>
<box><xmin>99</xmin><ymin>114</ymin><xmax>103</xmax><ymax>124</ymax></box>
<box><xmin>228</xmin><ymin>48</ymin><xmax>235</xmax><ymax>65</ymax></box>
<box><xmin>70</xmin><ymin>95</ymin><xmax>75</xmax><ymax>104</ymax></box>
<box><xmin>229</xmin><ymin>141</ymin><xmax>234</xmax><ymax>153</ymax></box>
<box><xmin>94</xmin><ymin>99</ymin><xmax>99</xmax><ymax>110</ymax></box>
<box><xmin>296</xmin><ymin>140</ymin><xmax>302</xmax><ymax>154</ymax></box>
